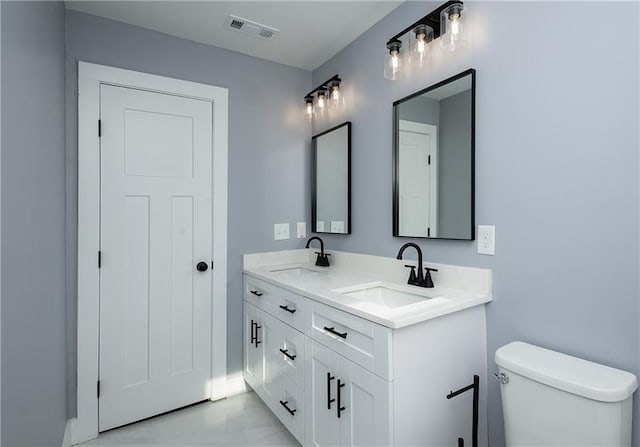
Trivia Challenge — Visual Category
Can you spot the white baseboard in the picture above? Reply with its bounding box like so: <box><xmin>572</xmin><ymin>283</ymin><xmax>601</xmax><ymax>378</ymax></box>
<box><xmin>62</xmin><ymin>419</ymin><xmax>74</xmax><ymax>447</ymax></box>
<box><xmin>225</xmin><ymin>376</ymin><xmax>248</xmax><ymax>397</ymax></box>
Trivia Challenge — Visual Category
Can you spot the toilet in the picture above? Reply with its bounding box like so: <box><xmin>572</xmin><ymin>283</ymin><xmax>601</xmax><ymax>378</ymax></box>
<box><xmin>495</xmin><ymin>341</ymin><xmax>638</xmax><ymax>446</ymax></box>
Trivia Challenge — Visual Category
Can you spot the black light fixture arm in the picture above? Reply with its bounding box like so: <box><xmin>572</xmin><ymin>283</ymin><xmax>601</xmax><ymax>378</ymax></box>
<box><xmin>304</xmin><ymin>74</ymin><xmax>341</xmax><ymax>99</ymax></box>
<box><xmin>386</xmin><ymin>0</ymin><xmax>463</xmax><ymax>45</ymax></box>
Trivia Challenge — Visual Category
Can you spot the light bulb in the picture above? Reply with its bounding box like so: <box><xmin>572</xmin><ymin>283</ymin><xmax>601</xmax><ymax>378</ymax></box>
<box><xmin>390</xmin><ymin>50</ymin><xmax>399</xmax><ymax>70</ymax></box>
<box><xmin>450</xmin><ymin>14</ymin><xmax>460</xmax><ymax>37</ymax></box>
<box><xmin>317</xmin><ymin>91</ymin><xmax>326</xmax><ymax>109</ymax></box>
<box><xmin>416</xmin><ymin>36</ymin><xmax>426</xmax><ymax>55</ymax></box>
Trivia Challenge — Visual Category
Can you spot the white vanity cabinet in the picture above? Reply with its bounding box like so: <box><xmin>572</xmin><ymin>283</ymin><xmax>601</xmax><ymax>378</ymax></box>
<box><xmin>243</xmin><ymin>273</ymin><xmax>488</xmax><ymax>446</ymax></box>
<box><xmin>305</xmin><ymin>338</ymin><xmax>391</xmax><ymax>446</ymax></box>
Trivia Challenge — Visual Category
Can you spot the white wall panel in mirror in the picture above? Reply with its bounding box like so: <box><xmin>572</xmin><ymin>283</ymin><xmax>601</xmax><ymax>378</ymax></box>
<box><xmin>312</xmin><ymin>122</ymin><xmax>351</xmax><ymax>234</ymax></box>
<box><xmin>393</xmin><ymin>69</ymin><xmax>475</xmax><ymax>240</ymax></box>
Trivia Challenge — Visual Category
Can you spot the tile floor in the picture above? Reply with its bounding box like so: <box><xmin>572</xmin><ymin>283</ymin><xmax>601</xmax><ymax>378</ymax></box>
<box><xmin>81</xmin><ymin>391</ymin><xmax>299</xmax><ymax>446</ymax></box>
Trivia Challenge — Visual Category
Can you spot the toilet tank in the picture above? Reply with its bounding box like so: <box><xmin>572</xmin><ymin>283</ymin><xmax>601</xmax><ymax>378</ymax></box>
<box><xmin>495</xmin><ymin>342</ymin><xmax>638</xmax><ymax>447</ymax></box>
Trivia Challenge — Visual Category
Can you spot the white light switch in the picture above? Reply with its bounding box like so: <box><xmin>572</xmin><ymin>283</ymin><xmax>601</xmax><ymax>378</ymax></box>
<box><xmin>296</xmin><ymin>222</ymin><xmax>306</xmax><ymax>239</ymax></box>
<box><xmin>274</xmin><ymin>223</ymin><xmax>290</xmax><ymax>241</ymax></box>
<box><xmin>477</xmin><ymin>225</ymin><xmax>495</xmax><ymax>255</ymax></box>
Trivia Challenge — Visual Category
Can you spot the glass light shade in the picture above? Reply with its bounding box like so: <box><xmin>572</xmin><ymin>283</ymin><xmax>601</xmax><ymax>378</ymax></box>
<box><xmin>410</xmin><ymin>24</ymin><xmax>434</xmax><ymax>68</ymax></box>
<box><xmin>304</xmin><ymin>98</ymin><xmax>314</xmax><ymax>119</ymax></box>
<box><xmin>314</xmin><ymin>90</ymin><xmax>327</xmax><ymax>117</ymax></box>
<box><xmin>440</xmin><ymin>3</ymin><xmax>467</xmax><ymax>52</ymax></box>
<box><xmin>316</xmin><ymin>91</ymin><xmax>326</xmax><ymax>109</ymax></box>
<box><xmin>330</xmin><ymin>84</ymin><xmax>340</xmax><ymax>103</ymax></box>
<box><xmin>384</xmin><ymin>39</ymin><xmax>403</xmax><ymax>80</ymax></box>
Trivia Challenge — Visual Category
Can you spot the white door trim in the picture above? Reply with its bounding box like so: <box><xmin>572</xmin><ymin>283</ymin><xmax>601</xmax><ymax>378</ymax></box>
<box><xmin>73</xmin><ymin>62</ymin><xmax>228</xmax><ymax>444</ymax></box>
<box><xmin>399</xmin><ymin>120</ymin><xmax>438</xmax><ymax>237</ymax></box>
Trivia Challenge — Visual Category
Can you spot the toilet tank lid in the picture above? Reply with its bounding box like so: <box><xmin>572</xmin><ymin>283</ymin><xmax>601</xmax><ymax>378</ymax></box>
<box><xmin>495</xmin><ymin>342</ymin><xmax>638</xmax><ymax>402</ymax></box>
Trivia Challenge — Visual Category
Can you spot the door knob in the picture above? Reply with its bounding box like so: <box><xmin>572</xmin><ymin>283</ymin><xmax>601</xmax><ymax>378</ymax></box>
<box><xmin>196</xmin><ymin>261</ymin><xmax>209</xmax><ymax>272</ymax></box>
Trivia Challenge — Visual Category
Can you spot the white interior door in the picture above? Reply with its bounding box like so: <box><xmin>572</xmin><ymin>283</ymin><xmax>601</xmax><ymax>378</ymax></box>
<box><xmin>99</xmin><ymin>84</ymin><xmax>213</xmax><ymax>431</ymax></box>
<box><xmin>398</xmin><ymin>121</ymin><xmax>438</xmax><ymax>237</ymax></box>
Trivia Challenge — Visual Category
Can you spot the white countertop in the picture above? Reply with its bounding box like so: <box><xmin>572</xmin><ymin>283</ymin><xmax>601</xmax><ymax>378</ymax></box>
<box><xmin>243</xmin><ymin>250</ymin><xmax>492</xmax><ymax>329</ymax></box>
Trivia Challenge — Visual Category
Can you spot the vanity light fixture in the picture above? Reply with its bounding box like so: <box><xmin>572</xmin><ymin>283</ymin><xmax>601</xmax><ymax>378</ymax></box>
<box><xmin>384</xmin><ymin>0</ymin><xmax>466</xmax><ymax>80</ymax></box>
<box><xmin>303</xmin><ymin>74</ymin><xmax>342</xmax><ymax>119</ymax></box>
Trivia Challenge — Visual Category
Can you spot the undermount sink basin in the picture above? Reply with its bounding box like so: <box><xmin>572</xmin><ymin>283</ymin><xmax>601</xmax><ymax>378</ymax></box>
<box><xmin>269</xmin><ymin>266</ymin><xmax>320</xmax><ymax>276</ymax></box>
<box><xmin>333</xmin><ymin>282</ymin><xmax>440</xmax><ymax>308</ymax></box>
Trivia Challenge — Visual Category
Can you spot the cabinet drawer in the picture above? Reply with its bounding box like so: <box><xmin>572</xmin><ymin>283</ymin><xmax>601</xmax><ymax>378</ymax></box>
<box><xmin>244</xmin><ymin>276</ymin><xmax>273</xmax><ymax>311</ymax></box>
<box><xmin>277</xmin><ymin>377</ymin><xmax>305</xmax><ymax>444</ymax></box>
<box><xmin>271</xmin><ymin>287</ymin><xmax>305</xmax><ymax>331</ymax></box>
<box><xmin>307</xmin><ymin>301</ymin><xmax>392</xmax><ymax>380</ymax></box>
<box><xmin>278</xmin><ymin>322</ymin><xmax>305</xmax><ymax>386</ymax></box>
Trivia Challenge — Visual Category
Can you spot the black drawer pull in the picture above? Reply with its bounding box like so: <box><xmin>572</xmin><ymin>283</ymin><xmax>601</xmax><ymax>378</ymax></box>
<box><xmin>254</xmin><ymin>324</ymin><xmax>262</xmax><ymax>347</ymax></box>
<box><xmin>337</xmin><ymin>379</ymin><xmax>346</xmax><ymax>418</ymax></box>
<box><xmin>279</xmin><ymin>304</ymin><xmax>296</xmax><ymax>314</ymax></box>
<box><xmin>279</xmin><ymin>348</ymin><xmax>296</xmax><ymax>361</ymax></box>
<box><xmin>279</xmin><ymin>400</ymin><xmax>297</xmax><ymax>416</ymax></box>
<box><xmin>250</xmin><ymin>290</ymin><xmax>263</xmax><ymax>297</ymax></box>
<box><xmin>327</xmin><ymin>372</ymin><xmax>336</xmax><ymax>409</ymax></box>
<box><xmin>250</xmin><ymin>320</ymin><xmax>256</xmax><ymax>345</ymax></box>
<box><xmin>324</xmin><ymin>326</ymin><xmax>347</xmax><ymax>339</ymax></box>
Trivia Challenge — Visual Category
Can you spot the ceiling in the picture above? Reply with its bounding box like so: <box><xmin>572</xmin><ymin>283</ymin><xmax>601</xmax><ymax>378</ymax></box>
<box><xmin>65</xmin><ymin>1</ymin><xmax>403</xmax><ymax>71</ymax></box>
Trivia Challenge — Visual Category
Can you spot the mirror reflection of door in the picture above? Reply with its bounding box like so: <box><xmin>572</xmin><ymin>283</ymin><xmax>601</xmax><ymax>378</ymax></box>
<box><xmin>398</xmin><ymin>121</ymin><xmax>438</xmax><ymax>238</ymax></box>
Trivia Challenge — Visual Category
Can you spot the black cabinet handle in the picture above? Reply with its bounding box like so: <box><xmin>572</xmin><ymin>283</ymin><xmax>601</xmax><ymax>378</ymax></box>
<box><xmin>254</xmin><ymin>324</ymin><xmax>261</xmax><ymax>347</ymax></box>
<box><xmin>324</xmin><ymin>326</ymin><xmax>347</xmax><ymax>339</ymax></box>
<box><xmin>250</xmin><ymin>319</ymin><xmax>256</xmax><ymax>345</ymax></box>
<box><xmin>337</xmin><ymin>379</ymin><xmax>346</xmax><ymax>418</ymax></box>
<box><xmin>279</xmin><ymin>348</ymin><xmax>296</xmax><ymax>361</ymax></box>
<box><xmin>250</xmin><ymin>290</ymin><xmax>263</xmax><ymax>297</ymax></box>
<box><xmin>327</xmin><ymin>372</ymin><xmax>336</xmax><ymax>409</ymax></box>
<box><xmin>279</xmin><ymin>400</ymin><xmax>297</xmax><ymax>416</ymax></box>
<box><xmin>279</xmin><ymin>304</ymin><xmax>296</xmax><ymax>314</ymax></box>
<box><xmin>196</xmin><ymin>261</ymin><xmax>209</xmax><ymax>272</ymax></box>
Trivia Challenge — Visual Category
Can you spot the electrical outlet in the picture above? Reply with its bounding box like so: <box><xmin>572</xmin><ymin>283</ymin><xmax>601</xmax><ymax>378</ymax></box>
<box><xmin>477</xmin><ymin>225</ymin><xmax>495</xmax><ymax>255</ymax></box>
<box><xmin>296</xmin><ymin>222</ymin><xmax>306</xmax><ymax>239</ymax></box>
<box><xmin>274</xmin><ymin>223</ymin><xmax>290</xmax><ymax>241</ymax></box>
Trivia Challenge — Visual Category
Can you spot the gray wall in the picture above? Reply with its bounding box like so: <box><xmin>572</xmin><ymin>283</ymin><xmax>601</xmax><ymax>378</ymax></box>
<box><xmin>312</xmin><ymin>1</ymin><xmax>639</xmax><ymax>444</ymax></box>
<box><xmin>397</xmin><ymin>95</ymin><xmax>439</xmax><ymax>126</ymax></box>
<box><xmin>438</xmin><ymin>89</ymin><xmax>472</xmax><ymax>239</ymax></box>
<box><xmin>64</xmin><ymin>10</ymin><xmax>311</xmax><ymax>416</ymax></box>
<box><xmin>1</xmin><ymin>2</ymin><xmax>68</xmax><ymax>445</ymax></box>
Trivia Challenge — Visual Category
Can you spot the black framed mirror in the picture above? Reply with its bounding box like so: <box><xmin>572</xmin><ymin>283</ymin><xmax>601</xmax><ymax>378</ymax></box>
<box><xmin>311</xmin><ymin>122</ymin><xmax>351</xmax><ymax>234</ymax></box>
<box><xmin>393</xmin><ymin>69</ymin><xmax>475</xmax><ymax>240</ymax></box>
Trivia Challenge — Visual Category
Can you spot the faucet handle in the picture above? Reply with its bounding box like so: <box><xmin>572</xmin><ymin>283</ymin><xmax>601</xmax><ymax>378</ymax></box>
<box><xmin>423</xmin><ymin>267</ymin><xmax>438</xmax><ymax>288</ymax></box>
<box><xmin>404</xmin><ymin>265</ymin><xmax>418</xmax><ymax>284</ymax></box>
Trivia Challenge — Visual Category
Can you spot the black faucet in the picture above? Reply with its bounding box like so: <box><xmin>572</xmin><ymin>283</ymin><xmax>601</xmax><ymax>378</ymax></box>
<box><xmin>396</xmin><ymin>242</ymin><xmax>438</xmax><ymax>288</ymax></box>
<box><xmin>306</xmin><ymin>236</ymin><xmax>331</xmax><ymax>267</ymax></box>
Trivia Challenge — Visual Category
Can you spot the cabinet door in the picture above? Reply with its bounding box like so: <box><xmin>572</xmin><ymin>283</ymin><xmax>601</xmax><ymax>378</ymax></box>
<box><xmin>305</xmin><ymin>339</ymin><xmax>344</xmax><ymax>447</ymax></box>
<box><xmin>261</xmin><ymin>311</ymin><xmax>281</xmax><ymax>406</ymax></box>
<box><xmin>340</xmin><ymin>362</ymin><xmax>392</xmax><ymax>447</ymax></box>
<box><xmin>243</xmin><ymin>301</ymin><xmax>263</xmax><ymax>392</ymax></box>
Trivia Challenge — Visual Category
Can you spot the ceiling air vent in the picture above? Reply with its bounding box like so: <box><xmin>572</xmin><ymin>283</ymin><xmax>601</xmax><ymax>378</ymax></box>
<box><xmin>224</xmin><ymin>14</ymin><xmax>279</xmax><ymax>40</ymax></box>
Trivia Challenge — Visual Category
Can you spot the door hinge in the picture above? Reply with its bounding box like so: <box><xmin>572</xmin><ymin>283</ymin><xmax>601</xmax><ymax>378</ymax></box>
<box><xmin>427</xmin><ymin>227</ymin><xmax>431</xmax><ymax>237</ymax></box>
<box><xmin>97</xmin><ymin>380</ymin><xmax>101</xmax><ymax>399</ymax></box>
<box><xmin>98</xmin><ymin>119</ymin><xmax>102</xmax><ymax>137</ymax></box>
<box><xmin>428</xmin><ymin>155</ymin><xmax>431</xmax><ymax>165</ymax></box>
<box><xmin>98</xmin><ymin>251</ymin><xmax>102</xmax><ymax>268</ymax></box>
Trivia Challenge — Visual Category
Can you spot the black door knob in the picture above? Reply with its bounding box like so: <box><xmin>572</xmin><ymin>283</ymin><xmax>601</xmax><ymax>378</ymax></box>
<box><xmin>196</xmin><ymin>261</ymin><xmax>209</xmax><ymax>272</ymax></box>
